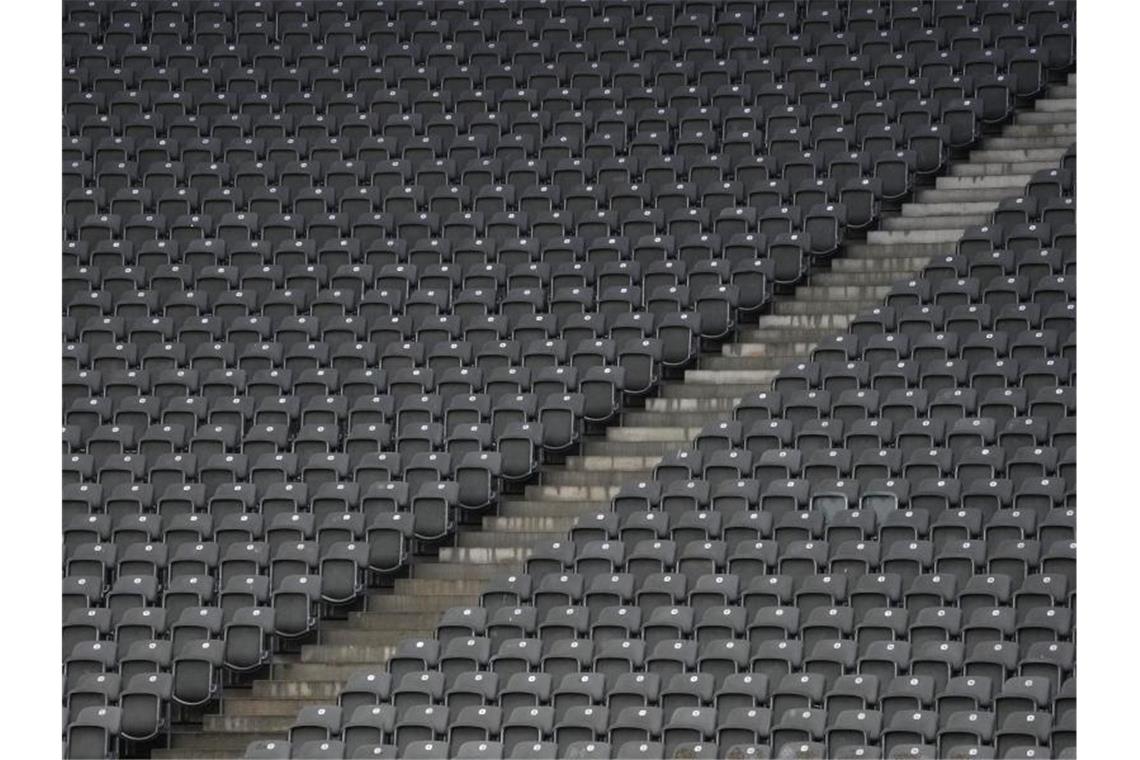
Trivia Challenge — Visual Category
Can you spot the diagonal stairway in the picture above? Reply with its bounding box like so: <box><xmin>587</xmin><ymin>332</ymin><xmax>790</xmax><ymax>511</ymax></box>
<box><xmin>154</xmin><ymin>72</ymin><xmax>1074</xmax><ymax>759</ymax></box>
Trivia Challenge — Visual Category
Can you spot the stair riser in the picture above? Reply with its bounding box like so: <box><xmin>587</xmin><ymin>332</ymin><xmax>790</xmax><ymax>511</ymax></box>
<box><xmin>251</xmin><ymin>680</ymin><xmax>343</xmax><ymax>699</ymax></box>
<box><xmin>168</xmin><ymin>732</ymin><xmax>280</xmax><ymax>751</ymax></box>
<box><xmin>868</xmin><ymin>228</ymin><xmax>971</xmax><ymax>244</ymax></box>
<box><xmin>967</xmin><ymin>148</ymin><xmax>1067</xmax><ymax>162</ymax></box>
<box><xmin>366</xmin><ymin>593</ymin><xmax>475</xmax><ymax>613</ymax></box>
<box><xmin>1017</xmin><ymin>111</ymin><xmax>1076</xmax><ymax>124</ymax></box>
<box><xmin>484</xmin><ymin>516</ymin><xmax>581</xmax><ymax>532</ymax></box>
<box><xmin>276</xmin><ymin>664</ymin><xmax>377</xmax><ymax>681</ymax></box>
<box><xmin>811</xmin><ymin>272</ymin><xmax>908</xmax><ymax>286</ymax></box>
<box><xmin>883</xmin><ymin>213</ymin><xmax>992</xmax><ymax>229</ymax></box>
<box><xmin>700</xmin><ymin>355</ymin><xmax>821</xmax><ymax>371</ymax></box>
<box><xmin>524</xmin><ymin>484</ymin><xmax>621</xmax><ymax>500</ymax></box>
<box><xmin>499</xmin><ymin>501</ymin><xmax>613</xmax><ymax>518</ymax></box>
<box><xmin>541</xmin><ymin>469</ymin><xmax>652</xmax><ymax>486</ymax></box>
<box><xmin>458</xmin><ymin>530</ymin><xmax>567</xmax><ymax>548</ymax></box>
<box><xmin>413</xmin><ymin>562</ymin><xmax>523</xmax><ymax>580</ymax></box>
<box><xmin>900</xmin><ymin>201</ymin><xmax>1000</xmax><ymax>216</ymax></box>
<box><xmin>645</xmin><ymin>397</ymin><xmax>739</xmax><ymax>413</ymax></box>
<box><xmin>830</xmin><ymin>257</ymin><xmax>933</xmax><ymax>273</ymax></box>
<box><xmin>566</xmin><ymin>454</ymin><xmax>663</xmax><ymax>470</ymax></box>
<box><xmin>393</xmin><ymin>578</ymin><xmax>486</xmax><ymax>595</ymax></box>
<box><xmin>203</xmin><ymin>716</ymin><xmax>293</xmax><ymax>733</ymax></box>
<box><xmin>588</xmin><ymin>437</ymin><xmax>684</xmax><ymax>455</ymax></box>
<box><xmin>607</xmin><ymin>425</ymin><xmax>700</xmax><ymax>442</ymax></box>
<box><xmin>608</xmin><ymin>412</ymin><xmax>729</xmax><ymax>428</ymax></box>
<box><xmin>660</xmin><ymin>382</ymin><xmax>776</xmax><ymax>399</ymax></box>
<box><xmin>222</xmin><ymin>698</ymin><xmax>321</xmax><ymax>717</ymax></box>
<box><xmin>1003</xmin><ymin>124</ymin><xmax>1076</xmax><ymax>137</ymax></box>
<box><xmin>721</xmin><ymin>341</ymin><xmax>819</xmax><ymax>356</ymax></box>
<box><xmin>982</xmin><ymin>136</ymin><xmax>1075</xmax><ymax>149</ymax></box>
<box><xmin>949</xmin><ymin>161</ymin><xmax>1060</xmax><ymax>176</ymax></box>
<box><xmin>793</xmin><ymin>285</ymin><xmax>892</xmax><ymax>299</ymax></box>
<box><xmin>917</xmin><ymin>187</ymin><xmax>1025</xmax><ymax>202</ymax></box>
<box><xmin>318</xmin><ymin>629</ymin><xmax>430</xmax><ymax>646</ymax></box>
<box><xmin>341</xmin><ymin>611</ymin><xmax>445</xmax><ymax>630</ymax></box>
<box><xmin>845</xmin><ymin>242</ymin><xmax>958</xmax><ymax>258</ymax></box>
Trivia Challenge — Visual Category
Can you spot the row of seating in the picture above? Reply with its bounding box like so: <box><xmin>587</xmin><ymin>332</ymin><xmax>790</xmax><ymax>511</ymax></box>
<box><xmin>62</xmin><ymin>355</ymin><xmax>1073</xmax><ymax>412</ymax></box>
<box><xmin>61</xmin><ymin>1</ymin><xmax>1076</xmax><ymax>757</ymax></box>
<box><xmin>62</xmin><ymin>432</ymin><xmax>1075</xmax><ymax>483</ymax></box>
<box><xmin>62</xmin><ymin>0</ymin><xmax>1074</xmax><ymax>24</ymax></box>
<box><xmin>238</xmin><ymin>141</ymin><xmax>1078</xmax><ymax>760</ymax></box>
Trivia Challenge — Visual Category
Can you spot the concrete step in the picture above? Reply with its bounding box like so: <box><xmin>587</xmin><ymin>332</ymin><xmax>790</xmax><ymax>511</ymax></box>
<box><xmin>1034</xmin><ymin>98</ymin><xmax>1075</xmax><ymax>112</ymax></box>
<box><xmin>458</xmin><ymin>530</ymin><xmax>567</xmax><ymax>547</ymax></box>
<box><xmin>618</xmin><ymin>410</ymin><xmax>730</xmax><ymax>427</ymax></box>
<box><xmin>276</xmin><ymin>663</ymin><xmax>377</xmax><ymax>681</ymax></box>
<box><xmin>900</xmin><ymin>201</ymin><xmax>999</xmax><ymax>216</ymax></box>
<box><xmin>1016</xmin><ymin>110</ymin><xmax>1076</xmax><ymax>125</ymax></box>
<box><xmin>499</xmin><ymin>499</ymin><xmax>611</xmax><ymax>517</ymax></box>
<box><xmin>735</xmin><ymin>328</ymin><xmax>833</xmax><ymax>343</ymax></box>
<box><xmin>414</xmin><ymin>560</ymin><xmax>522</xmax><ymax>579</ymax></box>
<box><xmin>916</xmin><ymin>187</ymin><xmax>1023</xmax><ymax>203</ymax></box>
<box><xmin>721</xmin><ymin>340</ymin><xmax>818</xmax><ymax>356</ymax></box>
<box><xmin>438</xmin><ymin>546</ymin><xmax>531</xmax><ymax>564</ymax></box>
<box><xmin>603</xmin><ymin>424</ymin><xmax>693</xmax><ymax>442</ymax></box>
<box><xmin>319</xmin><ymin>616</ymin><xmax>436</xmax><ymax>635</ymax></box>
<box><xmin>299</xmin><ymin>643</ymin><xmax>400</xmax><ymax>663</ymax></box>
<box><xmin>340</xmin><ymin>611</ymin><xmax>449</xmax><ymax>630</ymax></box>
<box><xmin>1003</xmin><ymin>123</ymin><xmax>1076</xmax><ymax>137</ymax></box>
<box><xmin>772</xmin><ymin>300</ymin><xmax>862</xmax><ymax>315</ymax></box>
<box><xmin>982</xmin><ymin>135</ymin><xmax>1074</xmax><ymax>149</ymax></box>
<box><xmin>829</xmin><ymin>256</ymin><xmax>931</xmax><ymax>273</ymax></box>
<box><xmin>683</xmin><ymin>369</ymin><xmax>780</xmax><ymax>386</ymax></box>
<box><xmin>934</xmin><ymin>174</ymin><xmax>1032</xmax><ymax>190</ymax></box>
<box><xmin>250</xmin><ymin>680</ymin><xmax>343</xmax><ymax>699</ymax></box>
<box><xmin>524</xmin><ymin>484</ymin><xmax>620</xmax><ymax>501</ymax></box>
<box><xmin>968</xmin><ymin>148</ymin><xmax>1067</xmax><ymax>162</ymax></box>
<box><xmin>393</xmin><ymin>578</ymin><xmax>487</xmax><ymax>596</ymax></box>
<box><xmin>867</xmin><ymin>228</ymin><xmax>965</xmax><ymax>244</ymax></box>
<box><xmin>794</xmin><ymin>284</ymin><xmax>891</xmax><ymax>300</ymax></box>
<box><xmin>1048</xmin><ymin>84</ymin><xmax>1076</xmax><ymax>98</ymax></box>
<box><xmin>883</xmin><ymin>213</ymin><xmax>991</xmax><ymax>229</ymax></box>
<box><xmin>744</xmin><ymin>313</ymin><xmax>853</xmax><ymax>329</ymax></box>
<box><xmin>608</xmin><ymin>424</ymin><xmax>699</xmax><ymax>442</ymax></box>
<box><xmin>165</xmin><ymin>731</ymin><xmax>276</xmax><ymax>752</ymax></box>
<box><xmin>316</xmin><ymin>629</ymin><xmax>419</xmax><ymax>649</ymax></box>
<box><xmin>484</xmin><ymin>515</ymin><xmax>582</xmax><ymax>533</ymax></box>
<box><xmin>700</xmin><ymin>354</ymin><xmax>813</xmax><ymax>371</ymax></box>
<box><xmin>154</xmin><ymin>750</ymin><xmax>245</xmax><ymax>759</ymax></box>
<box><xmin>567</xmin><ymin>454</ymin><xmax>662</xmax><ymax>470</ymax></box>
<box><xmin>660</xmin><ymin>382</ymin><xmax>775</xmax><ymax>399</ymax></box>
<box><xmin>222</xmin><ymin>697</ymin><xmax>322</xmax><ymax>717</ymax></box>
<box><xmin>845</xmin><ymin>242</ymin><xmax>957</xmax><ymax>258</ymax></box>
<box><xmin>950</xmin><ymin>160</ymin><xmax>1060</xmax><ymax>176</ymax></box>
<box><xmin>586</xmin><ymin>438</ymin><xmax>696</xmax><ymax>453</ymax></box>
<box><xmin>645</xmin><ymin>397</ymin><xmax>740</xmax><ymax>413</ymax></box>
<box><xmin>365</xmin><ymin>593</ymin><xmax>475</xmax><ymax>613</ymax></box>
<box><xmin>584</xmin><ymin>441</ymin><xmax>686</xmax><ymax>458</ymax></box>
<box><xmin>812</xmin><ymin>271</ymin><xmax>906</xmax><ymax>286</ymax></box>
<box><xmin>538</xmin><ymin>469</ymin><xmax>647</xmax><ymax>487</ymax></box>
<box><xmin>204</xmin><ymin>715</ymin><xmax>294</xmax><ymax>733</ymax></box>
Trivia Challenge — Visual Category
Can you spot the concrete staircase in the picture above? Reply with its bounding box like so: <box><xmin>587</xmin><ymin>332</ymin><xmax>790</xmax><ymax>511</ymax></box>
<box><xmin>152</xmin><ymin>73</ymin><xmax>1074</xmax><ymax>759</ymax></box>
